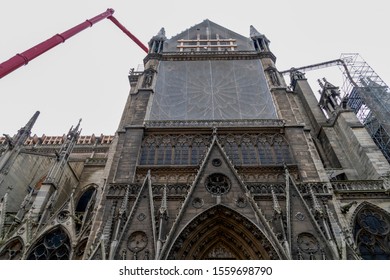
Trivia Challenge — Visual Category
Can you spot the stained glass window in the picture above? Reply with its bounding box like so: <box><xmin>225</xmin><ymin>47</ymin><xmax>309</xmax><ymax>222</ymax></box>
<box><xmin>0</xmin><ymin>238</ymin><xmax>23</xmax><ymax>260</ymax></box>
<box><xmin>139</xmin><ymin>133</ymin><xmax>294</xmax><ymax>166</ymax></box>
<box><xmin>27</xmin><ymin>228</ymin><xmax>71</xmax><ymax>260</ymax></box>
<box><xmin>354</xmin><ymin>207</ymin><xmax>390</xmax><ymax>260</ymax></box>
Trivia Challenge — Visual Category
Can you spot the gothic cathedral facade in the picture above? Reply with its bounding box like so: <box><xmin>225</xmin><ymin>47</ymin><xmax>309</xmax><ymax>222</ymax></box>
<box><xmin>1</xmin><ymin>20</ymin><xmax>390</xmax><ymax>260</ymax></box>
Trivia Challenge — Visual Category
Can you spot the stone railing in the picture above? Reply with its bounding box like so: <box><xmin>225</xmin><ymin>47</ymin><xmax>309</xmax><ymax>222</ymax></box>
<box><xmin>246</xmin><ymin>182</ymin><xmax>332</xmax><ymax>196</ymax></box>
<box><xmin>246</xmin><ymin>183</ymin><xmax>286</xmax><ymax>195</ymax></box>
<box><xmin>332</xmin><ymin>180</ymin><xmax>384</xmax><ymax>192</ymax></box>
<box><xmin>298</xmin><ymin>182</ymin><xmax>331</xmax><ymax>195</ymax></box>
<box><xmin>107</xmin><ymin>180</ymin><xmax>386</xmax><ymax>200</ymax></box>
<box><xmin>107</xmin><ymin>183</ymin><xmax>190</xmax><ymax>198</ymax></box>
<box><xmin>144</xmin><ymin>119</ymin><xmax>285</xmax><ymax>129</ymax></box>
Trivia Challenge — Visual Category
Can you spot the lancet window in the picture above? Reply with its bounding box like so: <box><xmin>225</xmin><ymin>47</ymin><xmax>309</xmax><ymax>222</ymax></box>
<box><xmin>139</xmin><ymin>133</ymin><xmax>294</xmax><ymax>166</ymax></box>
<box><xmin>219</xmin><ymin>133</ymin><xmax>294</xmax><ymax>166</ymax></box>
<box><xmin>140</xmin><ymin>134</ymin><xmax>210</xmax><ymax>166</ymax></box>
<box><xmin>75</xmin><ymin>186</ymin><xmax>97</xmax><ymax>233</ymax></box>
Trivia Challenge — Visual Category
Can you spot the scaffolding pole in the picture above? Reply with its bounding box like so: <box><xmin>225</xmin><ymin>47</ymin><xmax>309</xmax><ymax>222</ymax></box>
<box><xmin>281</xmin><ymin>53</ymin><xmax>390</xmax><ymax>162</ymax></box>
<box><xmin>338</xmin><ymin>53</ymin><xmax>390</xmax><ymax>162</ymax></box>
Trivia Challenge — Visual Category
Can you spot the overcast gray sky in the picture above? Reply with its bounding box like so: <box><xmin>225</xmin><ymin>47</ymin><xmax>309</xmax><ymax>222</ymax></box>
<box><xmin>1</xmin><ymin>0</ymin><xmax>389</xmax><ymax>136</ymax></box>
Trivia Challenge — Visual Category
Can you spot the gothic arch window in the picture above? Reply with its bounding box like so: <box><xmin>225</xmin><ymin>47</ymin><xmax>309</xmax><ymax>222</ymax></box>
<box><xmin>190</xmin><ymin>135</ymin><xmax>208</xmax><ymax>165</ymax></box>
<box><xmin>219</xmin><ymin>133</ymin><xmax>294</xmax><ymax>166</ymax></box>
<box><xmin>140</xmin><ymin>143</ymin><xmax>156</xmax><ymax>165</ymax></box>
<box><xmin>76</xmin><ymin>187</ymin><xmax>96</xmax><ymax>212</ymax></box>
<box><xmin>241</xmin><ymin>135</ymin><xmax>257</xmax><ymax>165</ymax></box>
<box><xmin>140</xmin><ymin>134</ymin><xmax>210</xmax><ymax>166</ymax></box>
<box><xmin>353</xmin><ymin>205</ymin><xmax>390</xmax><ymax>260</ymax></box>
<box><xmin>75</xmin><ymin>186</ymin><xmax>97</xmax><ymax>233</ymax></box>
<box><xmin>0</xmin><ymin>238</ymin><xmax>24</xmax><ymax>260</ymax></box>
<box><xmin>257</xmin><ymin>141</ymin><xmax>274</xmax><ymax>164</ymax></box>
<box><xmin>27</xmin><ymin>227</ymin><xmax>71</xmax><ymax>260</ymax></box>
<box><xmin>174</xmin><ymin>141</ymin><xmax>189</xmax><ymax>165</ymax></box>
<box><xmin>222</xmin><ymin>135</ymin><xmax>241</xmax><ymax>165</ymax></box>
<box><xmin>225</xmin><ymin>142</ymin><xmax>241</xmax><ymax>165</ymax></box>
<box><xmin>156</xmin><ymin>135</ymin><xmax>173</xmax><ymax>165</ymax></box>
<box><xmin>140</xmin><ymin>133</ymin><xmax>294</xmax><ymax>167</ymax></box>
<box><xmin>272</xmin><ymin>135</ymin><xmax>294</xmax><ymax>165</ymax></box>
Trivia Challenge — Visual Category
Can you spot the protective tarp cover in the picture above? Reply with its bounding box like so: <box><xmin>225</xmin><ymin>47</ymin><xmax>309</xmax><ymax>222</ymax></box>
<box><xmin>149</xmin><ymin>59</ymin><xmax>278</xmax><ymax>120</ymax></box>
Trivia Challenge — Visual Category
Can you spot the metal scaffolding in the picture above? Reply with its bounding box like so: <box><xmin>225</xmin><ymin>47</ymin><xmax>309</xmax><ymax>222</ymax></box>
<box><xmin>281</xmin><ymin>53</ymin><xmax>390</xmax><ymax>163</ymax></box>
<box><xmin>339</xmin><ymin>53</ymin><xmax>390</xmax><ymax>162</ymax></box>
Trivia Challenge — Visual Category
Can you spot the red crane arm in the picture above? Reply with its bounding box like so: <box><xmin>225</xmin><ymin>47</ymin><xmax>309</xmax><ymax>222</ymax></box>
<box><xmin>0</xmin><ymin>8</ymin><xmax>148</xmax><ymax>79</ymax></box>
<box><xmin>108</xmin><ymin>16</ymin><xmax>148</xmax><ymax>53</ymax></box>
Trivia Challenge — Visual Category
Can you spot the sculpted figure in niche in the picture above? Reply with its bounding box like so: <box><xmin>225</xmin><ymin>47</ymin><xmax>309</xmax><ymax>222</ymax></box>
<box><xmin>142</xmin><ymin>68</ymin><xmax>155</xmax><ymax>88</ymax></box>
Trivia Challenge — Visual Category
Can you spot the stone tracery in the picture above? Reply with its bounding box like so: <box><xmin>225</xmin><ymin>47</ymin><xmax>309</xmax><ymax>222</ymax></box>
<box><xmin>140</xmin><ymin>132</ymin><xmax>294</xmax><ymax>166</ymax></box>
<box><xmin>353</xmin><ymin>205</ymin><xmax>390</xmax><ymax>259</ymax></box>
<box><xmin>167</xmin><ymin>205</ymin><xmax>279</xmax><ymax>260</ymax></box>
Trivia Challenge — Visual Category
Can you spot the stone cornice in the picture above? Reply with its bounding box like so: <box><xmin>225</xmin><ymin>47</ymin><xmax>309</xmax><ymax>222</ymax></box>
<box><xmin>144</xmin><ymin>119</ymin><xmax>285</xmax><ymax>129</ymax></box>
<box><xmin>143</xmin><ymin>50</ymin><xmax>276</xmax><ymax>63</ymax></box>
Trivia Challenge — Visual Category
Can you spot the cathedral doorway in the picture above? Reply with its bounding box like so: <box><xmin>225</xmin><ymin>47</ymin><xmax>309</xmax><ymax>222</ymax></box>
<box><xmin>167</xmin><ymin>205</ymin><xmax>280</xmax><ymax>260</ymax></box>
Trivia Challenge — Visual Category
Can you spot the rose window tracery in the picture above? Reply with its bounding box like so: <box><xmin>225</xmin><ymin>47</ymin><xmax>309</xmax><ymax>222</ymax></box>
<box><xmin>27</xmin><ymin>228</ymin><xmax>71</xmax><ymax>260</ymax></box>
<box><xmin>0</xmin><ymin>238</ymin><xmax>23</xmax><ymax>260</ymax></box>
<box><xmin>205</xmin><ymin>173</ymin><xmax>231</xmax><ymax>195</ymax></box>
<box><xmin>127</xmin><ymin>231</ymin><xmax>148</xmax><ymax>252</ymax></box>
<box><xmin>354</xmin><ymin>207</ymin><xmax>390</xmax><ymax>260</ymax></box>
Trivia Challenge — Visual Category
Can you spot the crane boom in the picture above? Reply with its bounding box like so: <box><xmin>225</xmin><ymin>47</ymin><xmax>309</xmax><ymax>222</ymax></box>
<box><xmin>279</xmin><ymin>59</ymin><xmax>341</xmax><ymax>75</ymax></box>
<box><xmin>108</xmin><ymin>16</ymin><xmax>148</xmax><ymax>53</ymax></box>
<box><xmin>280</xmin><ymin>58</ymin><xmax>358</xmax><ymax>89</ymax></box>
<box><xmin>0</xmin><ymin>8</ymin><xmax>148</xmax><ymax>79</ymax></box>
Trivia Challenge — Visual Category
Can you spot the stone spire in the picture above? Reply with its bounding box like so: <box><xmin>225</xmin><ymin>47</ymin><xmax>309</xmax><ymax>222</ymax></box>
<box><xmin>0</xmin><ymin>111</ymin><xmax>39</xmax><ymax>174</ymax></box>
<box><xmin>250</xmin><ymin>25</ymin><xmax>270</xmax><ymax>52</ymax></box>
<box><xmin>45</xmin><ymin>119</ymin><xmax>81</xmax><ymax>186</ymax></box>
<box><xmin>250</xmin><ymin>25</ymin><xmax>263</xmax><ymax>39</ymax></box>
<box><xmin>148</xmin><ymin>28</ymin><xmax>167</xmax><ymax>54</ymax></box>
<box><xmin>13</xmin><ymin>111</ymin><xmax>40</xmax><ymax>147</ymax></box>
<box><xmin>318</xmin><ymin>78</ymin><xmax>343</xmax><ymax>115</ymax></box>
<box><xmin>156</xmin><ymin>185</ymin><xmax>169</xmax><ymax>259</ymax></box>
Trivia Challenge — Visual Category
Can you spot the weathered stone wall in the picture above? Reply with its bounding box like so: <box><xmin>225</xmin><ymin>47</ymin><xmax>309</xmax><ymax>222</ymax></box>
<box><xmin>332</xmin><ymin>111</ymin><xmax>389</xmax><ymax>179</ymax></box>
<box><xmin>0</xmin><ymin>152</ymin><xmax>54</xmax><ymax>213</ymax></box>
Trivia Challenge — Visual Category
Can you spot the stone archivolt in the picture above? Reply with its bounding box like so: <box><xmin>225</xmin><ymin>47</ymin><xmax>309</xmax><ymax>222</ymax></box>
<box><xmin>167</xmin><ymin>205</ymin><xmax>279</xmax><ymax>260</ymax></box>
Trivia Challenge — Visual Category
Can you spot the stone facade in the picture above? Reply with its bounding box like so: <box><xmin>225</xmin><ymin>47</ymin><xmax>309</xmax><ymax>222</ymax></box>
<box><xmin>1</xmin><ymin>20</ymin><xmax>390</xmax><ymax>260</ymax></box>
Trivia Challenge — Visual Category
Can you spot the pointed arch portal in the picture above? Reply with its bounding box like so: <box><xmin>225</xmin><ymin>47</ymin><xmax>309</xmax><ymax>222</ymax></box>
<box><xmin>167</xmin><ymin>205</ymin><xmax>280</xmax><ymax>260</ymax></box>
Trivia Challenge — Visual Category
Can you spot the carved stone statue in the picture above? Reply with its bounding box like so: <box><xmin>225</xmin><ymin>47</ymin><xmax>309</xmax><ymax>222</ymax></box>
<box><xmin>268</xmin><ymin>69</ymin><xmax>280</xmax><ymax>86</ymax></box>
<box><xmin>142</xmin><ymin>68</ymin><xmax>156</xmax><ymax>88</ymax></box>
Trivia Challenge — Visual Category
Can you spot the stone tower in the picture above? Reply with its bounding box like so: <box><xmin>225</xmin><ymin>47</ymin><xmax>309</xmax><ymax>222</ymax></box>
<box><xmin>1</xmin><ymin>20</ymin><xmax>390</xmax><ymax>260</ymax></box>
